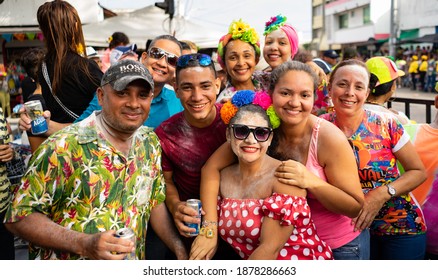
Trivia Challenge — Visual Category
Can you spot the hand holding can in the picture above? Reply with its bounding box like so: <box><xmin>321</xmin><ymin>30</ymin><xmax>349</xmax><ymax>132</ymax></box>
<box><xmin>184</xmin><ymin>199</ymin><xmax>202</xmax><ymax>236</ymax></box>
<box><xmin>114</xmin><ymin>228</ymin><xmax>137</xmax><ymax>260</ymax></box>
<box><xmin>24</xmin><ymin>100</ymin><xmax>48</xmax><ymax>135</ymax></box>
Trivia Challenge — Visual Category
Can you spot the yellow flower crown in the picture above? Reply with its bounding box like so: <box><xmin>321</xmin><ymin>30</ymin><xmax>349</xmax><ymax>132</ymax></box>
<box><xmin>217</xmin><ymin>19</ymin><xmax>261</xmax><ymax>69</ymax></box>
<box><xmin>228</xmin><ymin>19</ymin><xmax>260</xmax><ymax>46</ymax></box>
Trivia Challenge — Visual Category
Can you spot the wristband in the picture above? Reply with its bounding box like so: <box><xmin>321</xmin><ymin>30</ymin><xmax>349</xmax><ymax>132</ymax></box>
<box><xmin>202</xmin><ymin>220</ymin><xmax>218</xmax><ymax>227</ymax></box>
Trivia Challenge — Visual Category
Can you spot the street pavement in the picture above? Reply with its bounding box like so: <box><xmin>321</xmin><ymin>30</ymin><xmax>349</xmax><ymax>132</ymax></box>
<box><xmin>390</xmin><ymin>86</ymin><xmax>437</xmax><ymax>124</ymax></box>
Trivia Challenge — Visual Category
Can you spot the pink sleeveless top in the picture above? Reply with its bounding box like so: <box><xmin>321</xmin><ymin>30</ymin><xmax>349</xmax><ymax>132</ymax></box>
<box><xmin>306</xmin><ymin>118</ymin><xmax>360</xmax><ymax>249</ymax></box>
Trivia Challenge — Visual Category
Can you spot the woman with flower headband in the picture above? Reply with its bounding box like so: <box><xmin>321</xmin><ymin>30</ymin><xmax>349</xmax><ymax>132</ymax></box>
<box><xmin>259</xmin><ymin>14</ymin><xmax>330</xmax><ymax>116</ymax></box>
<box><xmin>216</xmin><ymin>19</ymin><xmax>266</xmax><ymax>103</ymax></box>
<box><xmin>190</xmin><ymin>61</ymin><xmax>365</xmax><ymax>260</ymax></box>
<box><xmin>19</xmin><ymin>0</ymin><xmax>103</xmax><ymax>142</ymax></box>
<box><xmin>193</xmin><ymin>89</ymin><xmax>333</xmax><ymax>260</ymax></box>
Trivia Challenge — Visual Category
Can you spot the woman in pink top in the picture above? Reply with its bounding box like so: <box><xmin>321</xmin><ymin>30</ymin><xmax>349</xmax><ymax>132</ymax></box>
<box><xmin>190</xmin><ymin>61</ymin><xmax>366</xmax><ymax>260</ymax></box>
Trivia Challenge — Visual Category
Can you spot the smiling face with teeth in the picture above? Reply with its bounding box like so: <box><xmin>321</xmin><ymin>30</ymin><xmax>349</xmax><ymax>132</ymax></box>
<box><xmin>224</xmin><ymin>39</ymin><xmax>258</xmax><ymax>90</ymax></box>
<box><xmin>328</xmin><ymin>63</ymin><xmax>370</xmax><ymax>117</ymax></box>
<box><xmin>227</xmin><ymin>109</ymin><xmax>272</xmax><ymax>165</ymax></box>
<box><xmin>271</xmin><ymin>70</ymin><xmax>315</xmax><ymax>127</ymax></box>
<box><xmin>263</xmin><ymin>28</ymin><xmax>291</xmax><ymax>69</ymax></box>
<box><xmin>141</xmin><ymin>39</ymin><xmax>181</xmax><ymax>94</ymax></box>
<box><xmin>175</xmin><ymin>66</ymin><xmax>221</xmax><ymax>128</ymax></box>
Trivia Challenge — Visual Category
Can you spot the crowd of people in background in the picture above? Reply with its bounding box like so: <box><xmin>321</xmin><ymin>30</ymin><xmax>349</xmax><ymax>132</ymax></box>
<box><xmin>0</xmin><ymin>0</ymin><xmax>437</xmax><ymax>262</ymax></box>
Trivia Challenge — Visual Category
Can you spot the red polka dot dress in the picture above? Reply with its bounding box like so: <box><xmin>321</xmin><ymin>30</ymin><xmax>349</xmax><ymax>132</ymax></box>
<box><xmin>218</xmin><ymin>193</ymin><xmax>333</xmax><ymax>260</ymax></box>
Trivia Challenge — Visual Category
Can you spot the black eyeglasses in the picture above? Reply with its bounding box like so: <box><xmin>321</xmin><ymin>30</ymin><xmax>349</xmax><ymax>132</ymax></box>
<box><xmin>176</xmin><ymin>53</ymin><xmax>213</xmax><ymax>68</ymax></box>
<box><xmin>148</xmin><ymin>47</ymin><xmax>179</xmax><ymax>67</ymax></box>
<box><xmin>230</xmin><ymin>124</ymin><xmax>273</xmax><ymax>142</ymax></box>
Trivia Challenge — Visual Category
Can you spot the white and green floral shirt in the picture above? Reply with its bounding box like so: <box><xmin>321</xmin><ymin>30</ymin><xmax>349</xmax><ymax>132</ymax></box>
<box><xmin>5</xmin><ymin>112</ymin><xmax>165</xmax><ymax>259</ymax></box>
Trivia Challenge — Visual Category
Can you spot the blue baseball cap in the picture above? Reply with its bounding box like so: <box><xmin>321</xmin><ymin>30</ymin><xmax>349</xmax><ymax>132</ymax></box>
<box><xmin>323</xmin><ymin>49</ymin><xmax>339</xmax><ymax>59</ymax></box>
<box><xmin>110</xmin><ymin>44</ymin><xmax>138</xmax><ymax>65</ymax></box>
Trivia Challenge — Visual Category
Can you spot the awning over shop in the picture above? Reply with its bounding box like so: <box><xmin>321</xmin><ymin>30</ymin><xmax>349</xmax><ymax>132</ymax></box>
<box><xmin>354</xmin><ymin>37</ymin><xmax>388</xmax><ymax>46</ymax></box>
<box><xmin>399</xmin><ymin>29</ymin><xmax>419</xmax><ymax>40</ymax></box>
<box><xmin>413</xmin><ymin>34</ymin><xmax>438</xmax><ymax>43</ymax></box>
<box><xmin>397</xmin><ymin>28</ymin><xmax>420</xmax><ymax>44</ymax></box>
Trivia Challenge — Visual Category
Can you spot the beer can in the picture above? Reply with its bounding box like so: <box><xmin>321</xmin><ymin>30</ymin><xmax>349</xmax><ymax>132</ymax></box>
<box><xmin>24</xmin><ymin>100</ymin><xmax>48</xmax><ymax>135</ymax></box>
<box><xmin>114</xmin><ymin>227</ymin><xmax>137</xmax><ymax>260</ymax></box>
<box><xmin>185</xmin><ymin>199</ymin><xmax>202</xmax><ymax>236</ymax></box>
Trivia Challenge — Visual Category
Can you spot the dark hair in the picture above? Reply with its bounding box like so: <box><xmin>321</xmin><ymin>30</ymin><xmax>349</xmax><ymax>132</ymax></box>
<box><xmin>180</xmin><ymin>40</ymin><xmax>198</xmax><ymax>52</ymax></box>
<box><xmin>145</xmin><ymin>39</ymin><xmax>153</xmax><ymax>51</ymax></box>
<box><xmin>369</xmin><ymin>73</ymin><xmax>395</xmax><ymax>96</ymax></box>
<box><xmin>269</xmin><ymin>60</ymin><xmax>318</xmax><ymax>94</ymax></box>
<box><xmin>293</xmin><ymin>50</ymin><xmax>313</xmax><ymax>63</ymax></box>
<box><xmin>148</xmin><ymin>35</ymin><xmax>182</xmax><ymax>53</ymax></box>
<box><xmin>230</xmin><ymin>104</ymin><xmax>271</xmax><ymax>128</ymax></box>
<box><xmin>180</xmin><ymin>41</ymin><xmax>191</xmax><ymax>51</ymax></box>
<box><xmin>175</xmin><ymin>54</ymin><xmax>217</xmax><ymax>83</ymax></box>
<box><xmin>342</xmin><ymin>47</ymin><xmax>358</xmax><ymax>61</ymax></box>
<box><xmin>223</xmin><ymin>40</ymin><xmax>258</xmax><ymax>70</ymax></box>
<box><xmin>21</xmin><ymin>47</ymin><xmax>46</xmax><ymax>81</ymax></box>
<box><xmin>109</xmin><ymin>32</ymin><xmax>129</xmax><ymax>49</ymax></box>
<box><xmin>329</xmin><ymin>59</ymin><xmax>370</xmax><ymax>86</ymax></box>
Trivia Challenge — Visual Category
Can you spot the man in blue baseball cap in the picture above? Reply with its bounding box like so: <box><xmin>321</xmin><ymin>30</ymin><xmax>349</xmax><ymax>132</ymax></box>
<box><xmin>313</xmin><ymin>49</ymin><xmax>340</xmax><ymax>74</ymax></box>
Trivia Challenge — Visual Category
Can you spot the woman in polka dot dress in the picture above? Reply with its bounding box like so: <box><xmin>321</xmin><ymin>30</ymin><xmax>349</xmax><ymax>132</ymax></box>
<box><xmin>211</xmin><ymin>91</ymin><xmax>332</xmax><ymax>260</ymax></box>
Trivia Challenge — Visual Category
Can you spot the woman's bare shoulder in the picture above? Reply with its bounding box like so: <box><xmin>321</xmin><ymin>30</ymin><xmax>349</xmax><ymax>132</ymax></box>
<box><xmin>317</xmin><ymin>117</ymin><xmax>350</xmax><ymax>143</ymax></box>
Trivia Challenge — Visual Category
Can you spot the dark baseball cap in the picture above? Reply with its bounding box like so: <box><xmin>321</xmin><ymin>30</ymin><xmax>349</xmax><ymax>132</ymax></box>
<box><xmin>323</xmin><ymin>49</ymin><xmax>340</xmax><ymax>59</ymax></box>
<box><xmin>101</xmin><ymin>60</ymin><xmax>154</xmax><ymax>92</ymax></box>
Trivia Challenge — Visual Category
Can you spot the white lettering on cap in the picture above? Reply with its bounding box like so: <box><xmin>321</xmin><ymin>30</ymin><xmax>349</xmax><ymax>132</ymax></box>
<box><xmin>119</xmin><ymin>63</ymin><xmax>146</xmax><ymax>75</ymax></box>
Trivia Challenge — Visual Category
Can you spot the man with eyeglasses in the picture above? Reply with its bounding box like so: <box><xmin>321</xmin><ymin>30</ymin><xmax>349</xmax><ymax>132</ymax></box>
<box><xmin>77</xmin><ymin>34</ymin><xmax>184</xmax><ymax>128</ymax></box>
<box><xmin>4</xmin><ymin>60</ymin><xmax>187</xmax><ymax>260</ymax></box>
<box><xmin>19</xmin><ymin>35</ymin><xmax>184</xmax><ymax>135</ymax></box>
<box><xmin>154</xmin><ymin>53</ymin><xmax>240</xmax><ymax>260</ymax></box>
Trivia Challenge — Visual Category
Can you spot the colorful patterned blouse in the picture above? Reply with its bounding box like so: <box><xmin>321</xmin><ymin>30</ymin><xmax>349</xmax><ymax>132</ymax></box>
<box><xmin>5</xmin><ymin>112</ymin><xmax>165</xmax><ymax>259</ymax></box>
<box><xmin>216</xmin><ymin>72</ymin><xmax>268</xmax><ymax>103</ymax></box>
<box><xmin>321</xmin><ymin>109</ymin><xmax>426</xmax><ymax>236</ymax></box>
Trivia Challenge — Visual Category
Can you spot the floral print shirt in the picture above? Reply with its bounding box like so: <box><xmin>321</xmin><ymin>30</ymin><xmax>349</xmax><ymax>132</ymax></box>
<box><xmin>321</xmin><ymin>109</ymin><xmax>426</xmax><ymax>236</ymax></box>
<box><xmin>5</xmin><ymin>112</ymin><xmax>165</xmax><ymax>259</ymax></box>
<box><xmin>216</xmin><ymin>72</ymin><xmax>269</xmax><ymax>103</ymax></box>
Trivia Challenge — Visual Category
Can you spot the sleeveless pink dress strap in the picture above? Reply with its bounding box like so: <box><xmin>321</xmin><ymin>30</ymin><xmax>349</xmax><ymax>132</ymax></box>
<box><xmin>305</xmin><ymin>118</ymin><xmax>360</xmax><ymax>249</ymax></box>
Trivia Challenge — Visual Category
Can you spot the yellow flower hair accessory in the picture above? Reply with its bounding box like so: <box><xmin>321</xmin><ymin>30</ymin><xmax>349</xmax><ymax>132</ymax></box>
<box><xmin>76</xmin><ymin>43</ymin><xmax>84</xmax><ymax>57</ymax></box>
<box><xmin>107</xmin><ymin>36</ymin><xmax>113</xmax><ymax>44</ymax></box>
<box><xmin>229</xmin><ymin>19</ymin><xmax>259</xmax><ymax>45</ymax></box>
<box><xmin>217</xmin><ymin>19</ymin><xmax>261</xmax><ymax>69</ymax></box>
<box><xmin>266</xmin><ymin>106</ymin><xmax>280</xmax><ymax>129</ymax></box>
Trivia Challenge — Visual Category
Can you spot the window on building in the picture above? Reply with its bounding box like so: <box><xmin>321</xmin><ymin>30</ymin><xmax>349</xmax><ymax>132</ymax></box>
<box><xmin>363</xmin><ymin>5</ymin><xmax>371</xmax><ymax>24</ymax></box>
<box><xmin>339</xmin><ymin>13</ymin><xmax>348</xmax><ymax>29</ymax></box>
<box><xmin>313</xmin><ymin>5</ymin><xmax>322</xmax><ymax>16</ymax></box>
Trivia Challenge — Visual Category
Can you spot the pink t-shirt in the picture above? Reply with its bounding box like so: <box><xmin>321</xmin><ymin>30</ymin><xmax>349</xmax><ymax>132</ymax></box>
<box><xmin>405</xmin><ymin>123</ymin><xmax>438</xmax><ymax>254</ymax></box>
<box><xmin>305</xmin><ymin>118</ymin><xmax>360</xmax><ymax>249</ymax></box>
<box><xmin>101</xmin><ymin>48</ymin><xmax>111</xmax><ymax>73</ymax></box>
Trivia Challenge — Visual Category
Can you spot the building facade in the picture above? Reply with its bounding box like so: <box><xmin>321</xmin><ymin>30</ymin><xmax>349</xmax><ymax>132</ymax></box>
<box><xmin>311</xmin><ymin>0</ymin><xmax>438</xmax><ymax>58</ymax></box>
